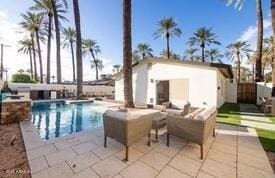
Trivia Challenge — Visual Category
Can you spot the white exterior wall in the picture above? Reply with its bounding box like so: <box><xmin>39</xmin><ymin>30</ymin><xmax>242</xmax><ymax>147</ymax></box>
<box><xmin>148</xmin><ymin>62</ymin><xmax>218</xmax><ymax>108</ymax></box>
<box><xmin>225</xmin><ymin>80</ymin><xmax>237</xmax><ymax>103</ymax></box>
<box><xmin>115</xmin><ymin>64</ymin><xmax>148</xmax><ymax>103</ymax></box>
<box><xmin>217</xmin><ymin>70</ymin><xmax>226</xmax><ymax>107</ymax></box>
<box><xmin>8</xmin><ymin>83</ymin><xmax>114</xmax><ymax>95</ymax></box>
<box><xmin>257</xmin><ymin>82</ymin><xmax>272</xmax><ymax>105</ymax></box>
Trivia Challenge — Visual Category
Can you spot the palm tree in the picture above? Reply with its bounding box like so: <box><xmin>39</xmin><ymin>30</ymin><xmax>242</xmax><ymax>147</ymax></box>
<box><xmin>31</xmin><ymin>0</ymin><xmax>67</xmax><ymax>84</ymax></box>
<box><xmin>20</xmin><ymin>12</ymin><xmax>43</xmax><ymax>82</ymax></box>
<box><xmin>17</xmin><ymin>69</ymin><xmax>25</xmax><ymax>74</ymax></box>
<box><xmin>123</xmin><ymin>0</ymin><xmax>134</xmax><ymax>108</ymax></box>
<box><xmin>51</xmin><ymin>0</ymin><xmax>68</xmax><ymax>84</ymax></box>
<box><xmin>62</xmin><ymin>27</ymin><xmax>76</xmax><ymax>82</ymax></box>
<box><xmin>72</xmin><ymin>0</ymin><xmax>83</xmax><ymax>99</ymax></box>
<box><xmin>113</xmin><ymin>64</ymin><xmax>121</xmax><ymax>73</ymax></box>
<box><xmin>134</xmin><ymin>43</ymin><xmax>153</xmax><ymax>60</ymax></box>
<box><xmin>18</xmin><ymin>39</ymin><xmax>34</xmax><ymax>79</ymax></box>
<box><xmin>247</xmin><ymin>53</ymin><xmax>256</xmax><ymax>83</ymax></box>
<box><xmin>153</xmin><ymin>17</ymin><xmax>181</xmax><ymax>59</ymax></box>
<box><xmin>226</xmin><ymin>41</ymin><xmax>251</xmax><ymax>84</ymax></box>
<box><xmin>160</xmin><ymin>49</ymin><xmax>181</xmax><ymax>60</ymax></box>
<box><xmin>188</xmin><ymin>27</ymin><xmax>220</xmax><ymax>63</ymax></box>
<box><xmin>91</xmin><ymin>59</ymin><xmax>104</xmax><ymax>79</ymax></box>
<box><xmin>82</xmin><ymin>39</ymin><xmax>101</xmax><ymax>80</ymax></box>
<box><xmin>226</xmin><ymin>0</ymin><xmax>263</xmax><ymax>82</ymax></box>
<box><xmin>184</xmin><ymin>47</ymin><xmax>198</xmax><ymax>61</ymax></box>
<box><xmin>205</xmin><ymin>48</ymin><xmax>223</xmax><ymax>63</ymax></box>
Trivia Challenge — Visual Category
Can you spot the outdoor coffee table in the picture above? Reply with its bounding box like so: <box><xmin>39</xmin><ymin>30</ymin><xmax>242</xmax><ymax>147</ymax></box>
<box><xmin>152</xmin><ymin>112</ymin><xmax>167</xmax><ymax>140</ymax></box>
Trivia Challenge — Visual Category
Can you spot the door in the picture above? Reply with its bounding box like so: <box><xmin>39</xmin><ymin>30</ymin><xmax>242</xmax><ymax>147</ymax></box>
<box><xmin>156</xmin><ymin>81</ymin><xmax>169</xmax><ymax>105</ymax></box>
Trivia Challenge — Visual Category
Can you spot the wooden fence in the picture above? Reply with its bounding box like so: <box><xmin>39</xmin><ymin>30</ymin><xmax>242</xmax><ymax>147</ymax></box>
<box><xmin>237</xmin><ymin>83</ymin><xmax>256</xmax><ymax>104</ymax></box>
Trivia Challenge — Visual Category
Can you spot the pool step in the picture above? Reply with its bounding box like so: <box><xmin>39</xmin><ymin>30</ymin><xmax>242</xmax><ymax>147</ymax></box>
<box><xmin>65</xmin><ymin>99</ymin><xmax>94</xmax><ymax>105</ymax></box>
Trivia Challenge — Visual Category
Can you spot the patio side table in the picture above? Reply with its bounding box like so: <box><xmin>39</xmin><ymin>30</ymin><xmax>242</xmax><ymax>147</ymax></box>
<box><xmin>152</xmin><ymin>112</ymin><xmax>167</xmax><ymax>140</ymax></box>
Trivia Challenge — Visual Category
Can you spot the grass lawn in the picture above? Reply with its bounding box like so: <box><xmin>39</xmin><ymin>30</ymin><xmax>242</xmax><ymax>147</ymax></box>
<box><xmin>218</xmin><ymin>103</ymin><xmax>275</xmax><ymax>152</ymax></box>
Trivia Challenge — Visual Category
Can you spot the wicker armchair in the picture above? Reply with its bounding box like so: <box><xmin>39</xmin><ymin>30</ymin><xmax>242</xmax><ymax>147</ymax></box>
<box><xmin>167</xmin><ymin>107</ymin><xmax>217</xmax><ymax>159</ymax></box>
<box><xmin>162</xmin><ymin>101</ymin><xmax>190</xmax><ymax>116</ymax></box>
<box><xmin>103</xmin><ymin>109</ymin><xmax>159</xmax><ymax>161</ymax></box>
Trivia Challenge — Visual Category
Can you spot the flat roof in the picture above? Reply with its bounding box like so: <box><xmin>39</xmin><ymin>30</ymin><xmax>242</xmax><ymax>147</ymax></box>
<box><xmin>114</xmin><ymin>57</ymin><xmax>234</xmax><ymax>79</ymax></box>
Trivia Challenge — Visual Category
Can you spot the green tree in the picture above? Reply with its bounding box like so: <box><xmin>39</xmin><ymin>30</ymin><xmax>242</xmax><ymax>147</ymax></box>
<box><xmin>72</xmin><ymin>0</ymin><xmax>83</xmax><ymax>99</ymax></box>
<box><xmin>18</xmin><ymin>39</ymin><xmax>34</xmax><ymax>79</ymax></box>
<box><xmin>11</xmin><ymin>73</ymin><xmax>36</xmax><ymax>83</ymax></box>
<box><xmin>134</xmin><ymin>43</ymin><xmax>153</xmax><ymax>60</ymax></box>
<box><xmin>188</xmin><ymin>27</ymin><xmax>220</xmax><ymax>62</ymax></box>
<box><xmin>160</xmin><ymin>49</ymin><xmax>181</xmax><ymax>60</ymax></box>
<box><xmin>82</xmin><ymin>39</ymin><xmax>101</xmax><ymax>80</ymax></box>
<box><xmin>113</xmin><ymin>64</ymin><xmax>121</xmax><ymax>73</ymax></box>
<box><xmin>205</xmin><ymin>48</ymin><xmax>223</xmax><ymax>63</ymax></box>
<box><xmin>153</xmin><ymin>17</ymin><xmax>181</xmax><ymax>59</ymax></box>
<box><xmin>183</xmin><ymin>47</ymin><xmax>198</xmax><ymax>61</ymax></box>
<box><xmin>226</xmin><ymin>41</ymin><xmax>251</xmax><ymax>84</ymax></box>
<box><xmin>62</xmin><ymin>27</ymin><xmax>76</xmax><ymax>82</ymax></box>
<box><xmin>91</xmin><ymin>59</ymin><xmax>104</xmax><ymax>80</ymax></box>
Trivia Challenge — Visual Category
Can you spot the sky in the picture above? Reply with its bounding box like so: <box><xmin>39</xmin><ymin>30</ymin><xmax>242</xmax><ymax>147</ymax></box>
<box><xmin>0</xmin><ymin>0</ymin><xmax>271</xmax><ymax>81</ymax></box>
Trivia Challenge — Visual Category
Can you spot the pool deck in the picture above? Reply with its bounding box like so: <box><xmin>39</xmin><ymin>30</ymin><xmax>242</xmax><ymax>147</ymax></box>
<box><xmin>20</xmin><ymin>119</ymin><xmax>275</xmax><ymax>178</ymax></box>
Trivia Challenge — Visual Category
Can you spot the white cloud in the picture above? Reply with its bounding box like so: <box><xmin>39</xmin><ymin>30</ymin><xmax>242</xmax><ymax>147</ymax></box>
<box><xmin>0</xmin><ymin>9</ymin><xmax>114</xmax><ymax>82</ymax></box>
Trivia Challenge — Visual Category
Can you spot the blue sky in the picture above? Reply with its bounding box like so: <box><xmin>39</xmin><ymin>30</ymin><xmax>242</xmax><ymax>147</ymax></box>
<box><xmin>0</xmin><ymin>0</ymin><xmax>271</xmax><ymax>80</ymax></box>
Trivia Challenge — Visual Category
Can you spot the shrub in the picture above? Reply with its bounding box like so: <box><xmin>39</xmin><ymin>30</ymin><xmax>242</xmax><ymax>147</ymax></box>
<box><xmin>11</xmin><ymin>73</ymin><xmax>37</xmax><ymax>83</ymax></box>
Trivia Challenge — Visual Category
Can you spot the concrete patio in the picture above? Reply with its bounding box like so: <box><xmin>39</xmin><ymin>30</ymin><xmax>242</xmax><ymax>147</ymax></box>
<box><xmin>20</xmin><ymin>120</ymin><xmax>275</xmax><ymax>178</ymax></box>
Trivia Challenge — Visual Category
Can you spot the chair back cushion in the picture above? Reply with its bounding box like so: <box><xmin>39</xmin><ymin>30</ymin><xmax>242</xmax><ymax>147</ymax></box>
<box><xmin>105</xmin><ymin>109</ymin><xmax>129</xmax><ymax>120</ymax></box>
<box><xmin>193</xmin><ymin>107</ymin><xmax>216</xmax><ymax>120</ymax></box>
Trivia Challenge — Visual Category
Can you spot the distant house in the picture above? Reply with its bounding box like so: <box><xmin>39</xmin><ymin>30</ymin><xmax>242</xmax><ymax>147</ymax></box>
<box><xmin>113</xmin><ymin>57</ymin><xmax>234</xmax><ymax>108</ymax></box>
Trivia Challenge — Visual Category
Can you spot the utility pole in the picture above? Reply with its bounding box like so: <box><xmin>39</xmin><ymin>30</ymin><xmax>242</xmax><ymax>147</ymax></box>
<box><xmin>0</xmin><ymin>43</ymin><xmax>11</xmax><ymax>80</ymax></box>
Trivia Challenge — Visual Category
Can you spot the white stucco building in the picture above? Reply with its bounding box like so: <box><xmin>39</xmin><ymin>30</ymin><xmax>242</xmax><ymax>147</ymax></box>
<box><xmin>114</xmin><ymin>58</ymin><xmax>235</xmax><ymax>108</ymax></box>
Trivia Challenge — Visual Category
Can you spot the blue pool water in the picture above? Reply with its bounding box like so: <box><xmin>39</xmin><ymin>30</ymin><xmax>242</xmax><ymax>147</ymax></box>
<box><xmin>31</xmin><ymin>101</ymin><xmax>104</xmax><ymax>140</ymax></box>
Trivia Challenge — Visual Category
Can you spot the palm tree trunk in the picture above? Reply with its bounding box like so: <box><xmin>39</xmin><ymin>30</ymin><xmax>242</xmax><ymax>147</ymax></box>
<box><xmin>73</xmin><ymin>0</ymin><xmax>83</xmax><ymax>99</ymax></box>
<box><xmin>123</xmin><ymin>0</ymin><xmax>134</xmax><ymax>108</ymax></box>
<box><xmin>46</xmin><ymin>14</ymin><xmax>53</xmax><ymax>84</ymax></box>
<box><xmin>201</xmin><ymin>44</ymin><xmax>205</xmax><ymax>63</ymax></box>
<box><xmin>142</xmin><ymin>53</ymin><xmax>145</xmax><ymax>60</ymax></box>
<box><xmin>52</xmin><ymin>0</ymin><xmax>62</xmax><ymax>84</ymax></box>
<box><xmin>255</xmin><ymin>0</ymin><xmax>263</xmax><ymax>82</ymax></box>
<box><xmin>237</xmin><ymin>55</ymin><xmax>241</xmax><ymax>85</ymax></box>
<box><xmin>166</xmin><ymin>34</ymin><xmax>170</xmax><ymax>59</ymax></box>
<box><xmin>70</xmin><ymin>41</ymin><xmax>76</xmax><ymax>82</ymax></box>
<box><xmin>90</xmin><ymin>50</ymin><xmax>99</xmax><ymax>80</ymax></box>
<box><xmin>31</xmin><ymin>34</ymin><xmax>38</xmax><ymax>81</ymax></box>
<box><xmin>28</xmin><ymin>47</ymin><xmax>33</xmax><ymax>79</ymax></box>
<box><xmin>35</xmin><ymin>30</ymin><xmax>43</xmax><ymax>83</ymax></box>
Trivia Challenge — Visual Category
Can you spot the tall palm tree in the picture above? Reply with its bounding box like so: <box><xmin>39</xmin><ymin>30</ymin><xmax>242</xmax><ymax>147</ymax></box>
<box><xmin>123</xmin><ymin>0</ymin><xmax>134</xmax><ymax>108</ymax></box>
<box><xmin>18</xmin><ymin>39</ymin><xmax>34</xmax><ymax>79</ymax></box>
<box><xmin>132</xmin><ymin>50</ymin><xmax>140</xmax><ymax>63</ymax></box>
<box><xmin>51</xmin><ymin>0</ymin><xmax>68</xmax><ymax>84</ymax></box>
<box><xmin>72</xmin><ymin>0</ymin><xmax>83</xmax><ymax>99</ymax></box>
<box><xmin>134</xmin><ymin>43</ymin><xmax>153</xmax><ymax>60</ymax></box>
<box><xmin>205</xmin><ymin>48</ymin><xmax>223</xmax><ymax>63</ymax></box>
<box><xmin>226</xmin><ymin>0</ymin><xmax>263</xmax><ymax>82</ymax></box>
<box><xmin>20</xmin><ymin>12</ymin><xmax>43</xmax><ymax>82</ymax></box>
<box><xmin>62</xmin><ymin>27</ymin><xmax>76</xmax><ymax>82</ymax></box>
<box><xmin>91</xmin><ymin>59</ymin><xmax>104</xmax><ymax>79</ymax></box>
<box><xmin>31</xmin><ymin>0</ymin><xmax>67</xmax><ymax>84</ymax></box>
<box><xmin>226</xmin><ymin>41</ymin><xmax>251</xmax><ymax>84</ymax></box>
<box><xmin>188</xmin><ymin>27</ymin><xmax>220</xmax><ymax>63</ymax></box>
<box><xmin>271</xmin><ymin>0</ymin><xmax>275</xmax><ymax>110</ymax></box>
<box><xmin>82</xmin><ymin>39</ymin><xmax>101</xmax><ymax>80</ymax></box>
<box><xmin>184</xmin><ymin>47</ymin><xmax>198</xmax><ymax>61</ymax></box>
<box><xmin>153</xmin><ymin>17</ymin><xmax>181</xmax><ymax>59</ymax></box>
<box><xmin>247</xmin><ymin>53</ymin><xmax>256</xmax><ymax>83</ymax></box>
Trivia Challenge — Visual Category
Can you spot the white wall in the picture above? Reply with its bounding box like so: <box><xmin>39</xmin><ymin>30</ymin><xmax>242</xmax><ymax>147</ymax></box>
<box><xmin>257</xmin><ymin>82</ymin><xmax>272</xmax><ymax>105</ymax></box>
<box><xmin>217</xmin><ymin>70</ymin><xmax>226</xmax><ymax>107</ymax></box>
<box><xmin>8</xmin><ymin>83</ymin><xmax>114</xmax><ymax>95</ymax></box>
<box><xmin>149</xmin><ymin>62</ymin><xmax>218</xmax><ymax>108</ymax></box>
<box><xmin>225</xmin><ymin>80</ymin><xmax>237</xmax><ymax>103</ymax></box>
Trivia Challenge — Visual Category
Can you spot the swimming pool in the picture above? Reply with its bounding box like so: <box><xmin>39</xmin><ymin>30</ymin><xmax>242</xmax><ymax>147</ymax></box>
<box><xmin>31</xmin><ymin>101</ymin><xmax>105</xmax><ymax>140</ymax></box>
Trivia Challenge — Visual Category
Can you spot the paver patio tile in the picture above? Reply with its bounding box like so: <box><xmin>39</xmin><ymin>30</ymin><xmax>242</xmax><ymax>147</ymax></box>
<box><xmin>76</xmin><ymin>133</ymin><xmax>98</xmax><ymax>143</ymax></box>
<box><xmin>132</xmin><ymin>137</ymin><xmax>159</xmax><ymax>153</ymax></box>
<box><xmin>238</xmin><ymin>163</ymin><xmax>275</xmax><ymax>178</ymax></box>
<box><xmin>32</xmin><ymin>162</ymin><xmax>74</xmax><ymax>178</ymax></box>
<box><xmin>113</xmin><ymin>174</ymin><xmax>124</xmax><ymax>178</ymax></box>
<box><xmin>45</xmin><ymin>147</ymin><xmax>77</xmax><ymax>166</ymax></box>
<box><xmin>72</xmin><ymin>168</ymin><xmax>99</xmax><ymax>178</ymax></box>
<box><xmin>120</xmin><ymin>161</ymin><xmax>158</xmax><ymax>178</ymax></box>
<box><xmin>238</xmin><ymin>144</ymin><xmax>268</xmax><ymax>160</ymax></box>
<box><xmin>114</xmin><ymin>147</ymin><xmax>144</xmax><ymax>163</ymax></box>
<box><xmin>197</xmin><ymin>171</ymin><xmax>216</xmax><ymax>178</ymax></box>
<box><xmin>179</xmin><ymin>144</ymin><xmax>205</xmax><ymax>162</ymax></box>
<box><xmin>54</xmin><ymin>137</ymin><xmax>80</xmax><ymax>150</ymax></box>
<box><xmin>27</xmin><ymin>144</ymin><xmax>58</xmax><ymax>160</ymax></box>
<box><xmin>140</xmin><ymin>150</ymin><xmax>171</xmax><ymax>171</ymax></box>
<box><xmin>29</xmin><ymin>156</ymin><xmax>49</xmax><ymax>174</ymax></box>
<box><xmin>156</xmin><ymin>166</ymin><xmax>191</xmax><ymax>178</ymax></box>
<box><xmin>238</xmin><ymin>152</ymin><xmax>273</xmax><ymax>173</ymax></box>
<box><xmin>169</xmin><ymin>154</ymin><xmax>201</xmax><ymax>177</ymax></box>
<box><xmin>66</xmin><ymin>152</ymin><xmax>100</xmax><ymax>173</ymax></box>
<box><xmin>211</xmin><ymin>142</ymin><xmax>236</xmax><ymax>155</ymax></box>
<box><xmin>201</xmin><ymin>158</ymin><xmax>236</xmax><ymax>178</ymax></box>
<box><xmin>92</xmin><ymin>144</ymin><xmax>122</xmax><ymax>159</ymax></box>
<box><xmin>153</xmin><ymin>142</ymin><xmax>182</xmax><ymax>157</ymax></box>
<box><xmin>71</xmin><ymin>141</ymin><xmax>99</xmax><ymax>155</ymax></box>
<box><xmin>207</xmin><ymin>149</ymin><xmax>236</xmax><ymax>167</ymax></box>
<box><xmin>92</xmin><ymin>157</ymin><xmax>127</xmax><ymax>177</ymax></box>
